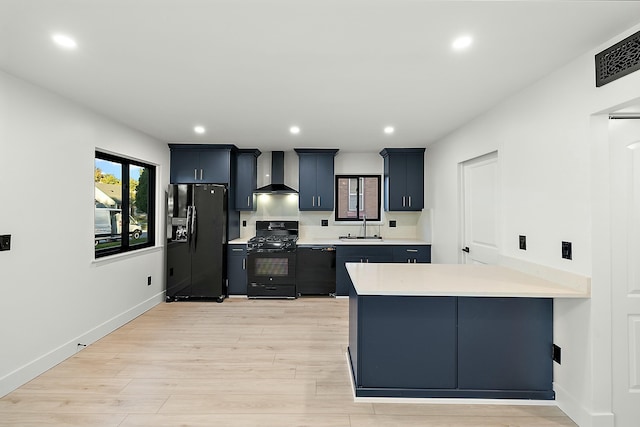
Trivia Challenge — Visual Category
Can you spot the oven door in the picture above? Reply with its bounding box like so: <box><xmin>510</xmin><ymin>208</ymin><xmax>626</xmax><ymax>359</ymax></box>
<box><xmin>247</xmin><ymin>251</ymin><xmax>296</xmax><ymax>286</ymax></box>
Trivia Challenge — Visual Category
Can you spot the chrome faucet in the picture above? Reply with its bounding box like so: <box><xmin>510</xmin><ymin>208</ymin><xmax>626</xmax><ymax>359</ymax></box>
<box><xmin>362</xmin><ymin>214</ymin><xmax>367</xmax><ymax>237</ymax></box>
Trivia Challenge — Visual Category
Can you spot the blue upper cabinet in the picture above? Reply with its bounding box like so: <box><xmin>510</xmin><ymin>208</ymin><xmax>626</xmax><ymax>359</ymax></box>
<box><xmin>235</xmin><ymin>149</ymin><xmax>261</xmax><ymax>211</ymax></box>
<box><xmin>380</xmin><ymin>148</ymin><xmax>425</xmax><ymax>211</ymax></box>
<box><xmin>295</xmin><ymin>149</ymin><xmax>339</xmax><ymax>211</ymax></box>
<box><xmin>169</xmin><ymin>144</ymin><xmax>235</xmax><ymax>184</ymax></box>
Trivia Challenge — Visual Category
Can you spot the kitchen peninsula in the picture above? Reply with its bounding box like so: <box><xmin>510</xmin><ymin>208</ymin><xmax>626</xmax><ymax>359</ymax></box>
<box><xmin>346</xmin><ymin>263</ymin><xmax>590</xmax><ymax>400</ymax></box>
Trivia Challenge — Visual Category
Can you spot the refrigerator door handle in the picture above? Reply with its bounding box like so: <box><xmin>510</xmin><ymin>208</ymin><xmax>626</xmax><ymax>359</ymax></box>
<box><xmin>186</xmin><ymin>206</ymin><xmax>192</xmax><ymax>247</ymax></box>
<box><xmin>191</xmin><ymin>205</ymin><xmax>197</xmax><ymax>249</ymax></box>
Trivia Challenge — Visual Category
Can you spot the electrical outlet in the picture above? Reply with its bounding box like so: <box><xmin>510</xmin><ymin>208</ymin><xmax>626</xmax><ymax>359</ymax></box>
<box><xmin>552</xmin><ymin>344</ymin><xmax>561</xmax><ymax>364</ymax></box>
<box><xmin>0</xmin><ymin>234</ymin><xmax>11</xmax><ymax>251</ymax></box>
<box><xmin>389</xmin><ymin>220</ymin><xmax>397</xmax><ymax>228</ymax></box>
<box><xmin>242</xmin><ymin>220</ymin><xmax>247</xmax><ymax>227</ymax></box>
<box><xmin>147</xmin><ymin>276</ymin><xmax>152</xmax><ymax>286</ymax></box>
<box><xmin>321</xmin><ymin>219</ymin><xmax>328</xmax><ymax>226</ymax></box>
<box><xmin>562</xmin><ymin>241</ymin><xmax>572</xmax><ymax>260</ymax></box>
<box><xmin>519</xmin><ymin>235</ymin><xmax>526</xmax><ymax>250</ymax></box>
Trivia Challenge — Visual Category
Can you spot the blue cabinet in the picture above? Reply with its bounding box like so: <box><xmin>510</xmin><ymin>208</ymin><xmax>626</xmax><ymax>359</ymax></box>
<box><xmin>349</xmin><ymin>290</ymin><xmax>554</xmax><ymax>399</ymax></box>
<box><xmin>235</xmin><ymin>149</ymin><xmax>261</xmax><ymax>211</ymax></box>
<box><xmin>295</xmin><ymin>149</ymin><xmax>339</xmax><ymax>211</ymax></box>
<box><xmin>457</xmin><ymin>297</ymin><xmax>553</xmax><ymax>392</ymax></box>
<box><xmin>227</xmin><ymin>244</ymin><xmax>247</xmax><ymax>295</ymax></box>
<box><xmin>168</xmin><ymin>144</ymin><xmax>240</xmax><ymax>240</ymax></box>
<box><xmin>169</xmin><ymin>144</ymin><xmax>235</xmax><ymax>184</ymax></box>
<box><xmin>354</xmin><ymin>294</ymin><xmax>458</xmax><ymax>390</ymax></box>
<box><xmin>380</xmin><ymin>148</ymin><xmax>425</xmax><ymax>211</ymax></box>
<box><xmin>336</xmin><ymin>245</ymin><xmax>431</xmax><ymax>296</ymax></box>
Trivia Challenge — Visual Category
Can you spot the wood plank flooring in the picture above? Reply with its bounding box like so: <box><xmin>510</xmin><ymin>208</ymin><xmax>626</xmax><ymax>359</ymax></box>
<box><xmin>0</xmin><ymin>298</ymin><xmax>577</xmax><ymax>426</ymax></box>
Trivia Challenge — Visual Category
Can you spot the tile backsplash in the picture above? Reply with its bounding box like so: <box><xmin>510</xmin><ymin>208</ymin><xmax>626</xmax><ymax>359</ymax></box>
<box><xmin>239</xmin><ymin>194</ymin><xmax>430</xmax><ymax>241</ymax></box>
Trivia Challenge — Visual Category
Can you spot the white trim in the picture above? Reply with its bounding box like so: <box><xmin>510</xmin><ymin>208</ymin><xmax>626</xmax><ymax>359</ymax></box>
<box><xmin>0</xmin><ymin>292</ymin><xmax>164</xmax><ymax>398</ymax></box>
<box><xmin>555</xmin><ymin>381</ymin><xmax>614</xmax><ymax>427</ymax></box>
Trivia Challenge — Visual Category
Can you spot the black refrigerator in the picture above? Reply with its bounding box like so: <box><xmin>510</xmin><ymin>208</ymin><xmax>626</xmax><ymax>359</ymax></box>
<box><xmin>166</xmin><ymin>184</ymin><xmax>227</xmax><ymax>302</ymax></box>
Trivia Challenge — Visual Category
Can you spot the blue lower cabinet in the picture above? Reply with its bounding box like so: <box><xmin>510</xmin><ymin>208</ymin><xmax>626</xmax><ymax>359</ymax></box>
<box><xmin>227</xmin><ymin>245</ymin><xmax>247</xmax><ymax>295</ymax></box>
<box><xmin>357</xmin><ymin>295</ymin><xmax>457</xmax><ymax>389</ymax></box>
<box><xmin>457</xmin><ymin>297</ymin><xmax>553</xmax><ymax>394</ymax></box>
<box><xmin>348</xmin><ymin>291</ymin><xmax>555</xmax><ymax>399</ymax></box>
<box><xmin>336</xmin><ymin>245</ymin><xmax>431</xmax><ymax>296</ymax></box>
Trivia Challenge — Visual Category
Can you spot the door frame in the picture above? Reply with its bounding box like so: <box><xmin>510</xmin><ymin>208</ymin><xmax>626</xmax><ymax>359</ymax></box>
<box><xmin>590</xmin><ymin>98</ymin><xmax>640</xmax><ymax>426</ymax></box>
<box><xmin>458</xmin><ymin>150</ymin><xmax>499</xmax><ymax>264</ymax></box>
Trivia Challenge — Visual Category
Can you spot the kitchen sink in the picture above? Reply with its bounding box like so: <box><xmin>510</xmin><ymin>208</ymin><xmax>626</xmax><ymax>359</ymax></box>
<box><xmin>339</xmin><ymin>235</ymin><xmax>383</xmax><ymax>241</ymax></box>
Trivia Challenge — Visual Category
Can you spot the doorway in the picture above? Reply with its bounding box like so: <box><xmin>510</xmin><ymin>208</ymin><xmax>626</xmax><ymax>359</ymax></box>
<box><xmin>460</xmin><ymin>151</ymin><xmax>499</xmax><ymax>264</ymax></box>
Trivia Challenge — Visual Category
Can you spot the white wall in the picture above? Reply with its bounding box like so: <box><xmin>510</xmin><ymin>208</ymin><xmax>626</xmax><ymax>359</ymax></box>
<box><xmin>424</xmin><ymin>24</ymin><xmax>640</xmax><ymax>426</ymax></box>
<box><xmin>0</xmin><ymin>70</ymin><xmax>170</xmax><ymax>397</ymax></box>
<box><xmin>240</xmin><ymin>150</ymin><xmax>427</xmax><ymax>240</ymax></box>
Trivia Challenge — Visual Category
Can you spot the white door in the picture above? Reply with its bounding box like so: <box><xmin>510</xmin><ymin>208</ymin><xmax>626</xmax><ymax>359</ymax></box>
<box><xmin>461</xmin><ymin>151</ymin><xmax>499</xmax><ymax>264</ymax></box>
<box><xmin>609</xmin><ymin>118</ymin><xmax>640</xmax><ymax>427</ymax></box>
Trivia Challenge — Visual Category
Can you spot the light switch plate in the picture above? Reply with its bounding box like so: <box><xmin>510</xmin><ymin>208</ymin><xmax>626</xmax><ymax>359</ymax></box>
<box><xmin>562</xmin><ymin>241</ymin><xmax>572</xmax><ymax>260</ymax></box>
<box><xmin>0</xmin><ymin>234</ymin><xmax>11</xmax><ymax>251</ymax></box>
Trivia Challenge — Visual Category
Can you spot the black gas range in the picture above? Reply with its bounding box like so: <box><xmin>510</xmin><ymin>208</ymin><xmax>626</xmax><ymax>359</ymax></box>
<box><xmin>246</xmin><ymin>221</ymin><xmax>298</xmax><ymax>298</ymax></box>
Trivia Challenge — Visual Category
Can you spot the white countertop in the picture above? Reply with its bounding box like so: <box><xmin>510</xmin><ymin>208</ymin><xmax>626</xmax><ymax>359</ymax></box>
<box><xmin>297</xmin><ymin>238</ymin><xmax>429</xmax><ymax>246</ymax></box>
<box><xmin>228</xmin><ymin>238</ymin><xmax>250</xmax><ymax>244</ymax></box>
<box><xmin>346</xmin><ymin>263</ymin><xmax>590</xmax><ymax>298</ymax></box>
<box><xmin>228</xmin><ymin>237</ymin><xmax>429</xmax><ymax>246</ymax></box>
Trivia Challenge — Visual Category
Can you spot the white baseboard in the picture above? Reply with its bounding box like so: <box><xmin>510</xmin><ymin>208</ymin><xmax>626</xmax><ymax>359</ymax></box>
<box><xmin>0</xmin><ymin>292</ymin><xmax>164</xmax><ymax>398</ymax></box>
<box><xmin>554</xmin><ymin>382</ymin><xmax>614</xmax><ymax>427</ymax></box>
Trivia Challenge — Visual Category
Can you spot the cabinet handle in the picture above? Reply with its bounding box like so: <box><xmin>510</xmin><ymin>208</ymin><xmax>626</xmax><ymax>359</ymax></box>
<box><xmin>232</xmin><ymin>248</ymin><xmax>243</xmax><ymax>252</ymax></box>
<box><xmin>402</xmin><ymin>196</ymin><xmax>406</xmax><ymax>207</ymax></box>
<box><xmin>200</xmin><ymin>169</ymin><xmax>203</xmax><ymax>180</ymax></box>
<box><xmin>408</xmin><ymin>196</ymin><xmax>412</xmax><ymax>207</ymax></box>
<box><xmin>406</xmin><ymin>249</ymin><xmax>418</xmax><ymax>253</ymax></box>
<box><xmin>194</xmin><ymin>169</ymin><xmax>198</xmax><ymax>180</ymax></box>
<box><xmin>312</xmin><ymin>196</ymin><xmax>316</xmax><ymax>207</ymax></box>
<box><xmin>242</xmin><ymin>259</ymin><xmax>246</xmax><ymax>270</ymax></box>
<box><xmin>318</xmin><ymin>196</ymin><xmax>321</xmax><ymax>206</ymax></box>
<box><xmin>247</xmin><ymin>195</ymin><xmax>250</xmax><ymax>207</ymax></box>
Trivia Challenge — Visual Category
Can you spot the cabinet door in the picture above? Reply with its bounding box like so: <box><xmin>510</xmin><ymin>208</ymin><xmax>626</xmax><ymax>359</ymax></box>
<box><xmin>298</xmin><ymin>154</ymin><xmax>318</xmax><ymax>210</ymax></box>
<box><xmin>358</xmin><ymin>295</ymin><xmax>457</xmax><ymax>389</ymax></box>
<box><xmin>386</xmin><ymin>153</ymin><xmax>407</xmax><ymax>210</ymax></box>
<box><xmin>199</xmin><ymin>150</ymin><xmax>231</xmax><ymax>183</ymax></box>
<box><xmin>405</xmin><ymin>154</ymin><xmax>424</xmax><ymax>210</ymax></box>
<box><xmin>315</xmin><ymin>154</ymin><xmax>335</xmax><ymax>210</ymax></box>
<box><xmin>170</xmin><ymin>150</ymin><xmax>200</xmax><ymax>183</ymax></box>
<box><xmin>235</xmin><ymin>153</ymin><xmax>257</xmax><ymax>211</ymax></box>
<box><xmin>227</xmin><ymin>245</ymin><xmax>247</xmax><ymax>295</ymax></box>
<box><xmin>457</xmin><ymin>297</ymin><xmax>553</xmax><ymax>392</ymax></box>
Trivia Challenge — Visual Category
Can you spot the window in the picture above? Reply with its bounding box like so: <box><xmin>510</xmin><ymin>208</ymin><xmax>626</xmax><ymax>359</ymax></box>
<box><xmin>95</xmin><ymin>151</ymin><xmax>155</xmax><ymax>257</ymax></box>
<box><xmin>335</xmin><ymin>175</ymin><xmax>381</xmax><ymax>221</ymax></box>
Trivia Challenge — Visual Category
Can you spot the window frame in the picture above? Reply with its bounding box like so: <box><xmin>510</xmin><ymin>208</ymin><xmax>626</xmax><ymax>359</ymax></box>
<box><xmin>95</xmin><ymin>151</ymin><xmax>156</xmax><ymax>258</ymax></box>
<box><xmin>334</xmin><ymin>174</ymin><xmax>381</xmax><ymax>222</ymax></box>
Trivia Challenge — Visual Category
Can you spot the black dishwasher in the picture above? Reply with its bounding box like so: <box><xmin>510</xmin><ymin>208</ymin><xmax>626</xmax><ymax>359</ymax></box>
<box><xmin>296</xmin><ymin>246</ymin><xmax>336</xmax><ymax>296</ymax></box>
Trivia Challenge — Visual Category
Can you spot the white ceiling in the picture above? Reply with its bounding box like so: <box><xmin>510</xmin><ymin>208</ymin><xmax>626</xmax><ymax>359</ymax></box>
<box><xmin>1</xmin><ymin>0</ymin><xmax>640</xmax><ymax>152</ymax></box>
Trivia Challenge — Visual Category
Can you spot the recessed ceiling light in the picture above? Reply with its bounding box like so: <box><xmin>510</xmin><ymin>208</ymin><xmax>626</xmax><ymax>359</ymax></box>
<box><xmin>52</xmin><ymin>33</ymin><xmax>77</xmax><ymax>50</ymax></box>
<box><xmin>289</xmin><ymin>126</ymin><xmax>301</xmax><ymax>135</ymax></box>
<box><xmin>194</xmin><ymin>126</ymin><xmax>206</xmax><ymax>134</ymax></box>
<box><xmin>452</xmin><ymin>35</ymin><xmax>473</xmax><ymax>51</ymax></box>
<box><xmin>384</xmin><ymin>126</ymin><xmax>395</xmax><ymax>135</ymax></box>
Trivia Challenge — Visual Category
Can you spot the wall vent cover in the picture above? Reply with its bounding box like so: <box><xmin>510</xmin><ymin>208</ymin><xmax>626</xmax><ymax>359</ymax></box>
<box><xmin>595</xmin><ymin>30</ymin><xmax>640</xmax><ymax>87</ymax></box>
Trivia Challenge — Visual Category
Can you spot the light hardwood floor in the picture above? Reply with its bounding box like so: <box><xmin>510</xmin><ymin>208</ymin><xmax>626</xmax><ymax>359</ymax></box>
<box><xmin>0</xmin><ymin>298</ymin><xmax>577</xmax><ymax>426</ymax></box>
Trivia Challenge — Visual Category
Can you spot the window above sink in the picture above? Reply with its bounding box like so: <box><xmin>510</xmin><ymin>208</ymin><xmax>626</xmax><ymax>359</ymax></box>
<box><xmin>335</xmin><ymin>175</ymin><xmax>381</xmax><ymax>222</ymax></box>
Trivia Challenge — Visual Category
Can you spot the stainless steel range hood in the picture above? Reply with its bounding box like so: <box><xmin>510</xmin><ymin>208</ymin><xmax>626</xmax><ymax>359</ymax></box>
<box><xmin>253</xmin><ymin>151</ymin><xmax>298</xmax><ymax>194</ymax></box>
